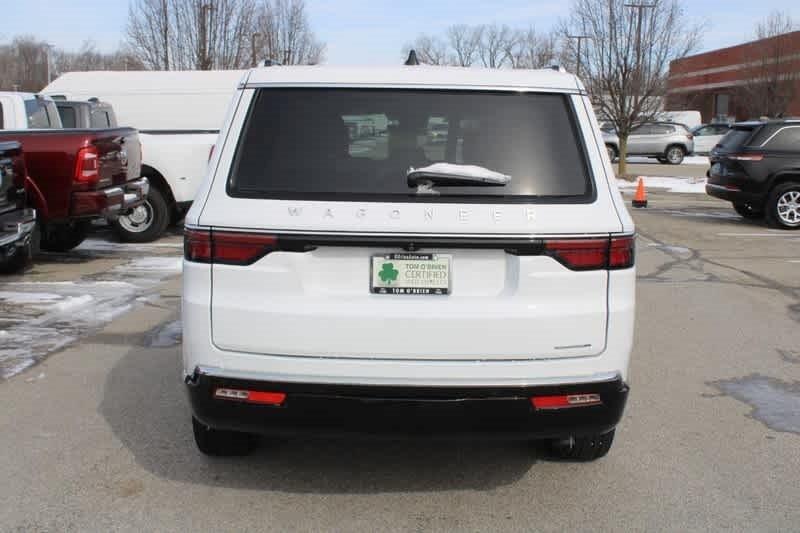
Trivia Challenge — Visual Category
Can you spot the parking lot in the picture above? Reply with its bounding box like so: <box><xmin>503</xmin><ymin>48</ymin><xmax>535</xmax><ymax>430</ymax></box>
<box><xmin>1</xmin><ymin>183</ymin><xmax>798</xmax><ymax>531</ymax></box>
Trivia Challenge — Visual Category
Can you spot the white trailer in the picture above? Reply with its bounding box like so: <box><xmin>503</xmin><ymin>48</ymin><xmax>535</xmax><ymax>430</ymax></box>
<box><xmin>43</xmin><ymin>70</ymin><xmax>245</xmax><ymax>241</ymax></box>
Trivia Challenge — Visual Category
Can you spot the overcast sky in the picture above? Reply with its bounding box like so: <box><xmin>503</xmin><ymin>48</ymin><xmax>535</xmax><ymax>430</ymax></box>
<box><xmin>1</xmin><ymin>0</ymin><xmax>797</xmax><ymax>65</ymax></box>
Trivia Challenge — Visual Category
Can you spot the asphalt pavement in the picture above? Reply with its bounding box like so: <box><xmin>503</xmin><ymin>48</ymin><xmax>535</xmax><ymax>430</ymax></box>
<box><xmin>1</xmin><ymin>193</ymin><xmax>799</xmax><ymax>531</ymax></box>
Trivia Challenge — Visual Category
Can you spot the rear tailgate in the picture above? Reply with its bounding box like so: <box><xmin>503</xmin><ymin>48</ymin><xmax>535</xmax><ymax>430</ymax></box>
<box><xmin>202</xmin><ymin>87</ymin><xmax>626</xmax><ymax>361</ymax></box>
<box><xmin>90</xmin><ymin>127</ymin><xmax>142</xmax><ymax>188</ymax></box>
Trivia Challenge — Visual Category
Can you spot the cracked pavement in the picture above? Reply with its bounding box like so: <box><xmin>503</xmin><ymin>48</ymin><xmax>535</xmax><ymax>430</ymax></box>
<box><xmin>0</xmin><ymin>193</ymin><xmax>798</xmax><ymax>531</ymax></box>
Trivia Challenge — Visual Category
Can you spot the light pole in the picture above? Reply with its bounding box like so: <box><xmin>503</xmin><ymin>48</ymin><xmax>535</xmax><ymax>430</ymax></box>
<box><xmin>251</xmin><ymin>32</ymin><xmax>261</xmax><ymax>67</ymax></box>
<box><xmin>566</xmin><ymin>35</ymin><xmax>591</xmax><ymax>80</ymax></box>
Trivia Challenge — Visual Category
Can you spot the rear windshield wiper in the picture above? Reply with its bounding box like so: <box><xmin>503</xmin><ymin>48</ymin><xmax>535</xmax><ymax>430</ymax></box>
<box><xmin>407</xmin><ymin>163</ymin><xmax>512</xmax><ymax>189</ymax></box>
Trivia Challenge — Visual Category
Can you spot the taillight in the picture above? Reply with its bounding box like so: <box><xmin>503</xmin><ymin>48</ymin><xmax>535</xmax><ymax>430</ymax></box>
<box><xmin>543</xmin><ymin>235</ymin><xmax>635</xmax><ymax>270</ymax></box>
<box><xmin>729</xmin><ymin>153</ymin><xmax>764</xmax><ymax>161</ymax></box>
<box><xmin>74</xmin><ymin>146</ymin><xmax>99</xmax><ymax>186</ymax></box>
<box><xmin>184</xmin><ymin>228</ymin><xmax>278</xmax><ymax>265</ymax></box>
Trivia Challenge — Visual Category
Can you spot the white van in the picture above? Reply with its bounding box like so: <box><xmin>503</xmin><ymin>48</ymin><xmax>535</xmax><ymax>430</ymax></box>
<box><xmin>183</xmin><ymin>66</ymin><xmax>636</xmax><ymax>461</ymax></box>
<box><xmin>44</xmin><ymin>70</ymin><xmax>244</xmax><ymax>241</ymax></box>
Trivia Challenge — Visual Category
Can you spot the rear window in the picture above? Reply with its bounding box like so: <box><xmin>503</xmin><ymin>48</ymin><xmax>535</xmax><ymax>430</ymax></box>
<box><xmin>717</xmin><ymin>127</ymin><xmax>756</xmax><ymax>151</ymax></box>
<box><xmin>58</xmin><ymin>106</ymin><xmax>77</xmax><ymax>128</ymax></box>
<box><xmin>228</xmin><ymin>89</ymin><xmax>593</xmax><ymax>202</ymax></box>
<box><xmin>90</xmin><ymin>110</ymin><xmax>110</xmax><ymax>128</ymax></box>
<box><xmin>25</xmin><ymin>99</ymin><xmax>53</xmax><ymax>128</ymax></box>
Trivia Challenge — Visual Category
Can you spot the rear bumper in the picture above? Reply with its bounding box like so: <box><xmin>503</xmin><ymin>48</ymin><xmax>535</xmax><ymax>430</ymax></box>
<box><xmin>71</xmin><ymin>178</ymin><xmax>150</xmax><ymax>219</ymax></box>
<box><xmin>0</xmin><ymin>207</ymin><xmax>36</xmax><ymax>250</ymax></box>
<box><xmin>705</xmin><ymin>182</ymin><xmax>764</xmax><ymax>205</ymax></box>
<box><xmin>186</xmin><ymin>367</ymin><xmax>629</xmax><ymax>440</ymax></box>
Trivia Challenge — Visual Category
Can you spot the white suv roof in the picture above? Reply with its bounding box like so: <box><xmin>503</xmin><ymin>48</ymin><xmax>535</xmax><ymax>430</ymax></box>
<box><xmin>245</xmin><ymin>65</ymin><xmax>585</xmax><ymax>92</ymax></box>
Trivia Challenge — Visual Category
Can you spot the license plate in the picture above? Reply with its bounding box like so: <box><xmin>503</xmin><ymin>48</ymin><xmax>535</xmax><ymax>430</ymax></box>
<box><xmin>370</xmin><ymin>253</ymin><xmax>450</xmax><ymax>295</ymax></box>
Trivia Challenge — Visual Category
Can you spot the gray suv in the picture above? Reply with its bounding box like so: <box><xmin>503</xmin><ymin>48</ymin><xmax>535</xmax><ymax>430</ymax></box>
<box><xmin>603</xmin><ymin>122</ymin><xmax>695</xmax><ymax>165</ymax></box>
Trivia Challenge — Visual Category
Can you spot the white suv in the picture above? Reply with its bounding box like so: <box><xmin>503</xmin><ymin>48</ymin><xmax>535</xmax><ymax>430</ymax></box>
<box><xmin>183</xmin><ymin>66</ymin><xmax>636</xmax><ymax>461</ymax></box>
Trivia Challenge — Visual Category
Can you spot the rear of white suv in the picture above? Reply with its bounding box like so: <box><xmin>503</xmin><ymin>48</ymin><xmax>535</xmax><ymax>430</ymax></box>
<box><xmin>183</xmin><ymin>66</ymin><xmax>635</xmax><ymax>460</ymax></box>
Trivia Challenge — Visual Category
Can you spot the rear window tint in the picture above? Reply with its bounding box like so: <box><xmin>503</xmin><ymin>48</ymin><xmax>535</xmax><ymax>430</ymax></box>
<box><xmin>25</xmin><ymin>99</ymin><xmax>52</xmax><ymax>128</ymax></box>
<box><xmin>764</xmin><ymin>127</ymin><xmax>800</xmax><ymax>151</ymax></box>
<box><xmin>58</xmin><ymin>106</ymin><xmax>77</xmax><ymax>128</ymax></box>
<box><xmin>718</xmin><ymin>128</ymin><xmax>756</xmax><ymax>150</ymax></box>
<box><xmin>228</xmin><ymin>89</ymin><xmax>593</xmax><ymax>203</ymax></box>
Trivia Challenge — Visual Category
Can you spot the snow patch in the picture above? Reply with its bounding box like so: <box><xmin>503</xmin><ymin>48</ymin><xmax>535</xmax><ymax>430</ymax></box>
<box><xmin>617</xmin><ymin>176</ymin><xmax>707</xmax><ymax>194</ymax></box>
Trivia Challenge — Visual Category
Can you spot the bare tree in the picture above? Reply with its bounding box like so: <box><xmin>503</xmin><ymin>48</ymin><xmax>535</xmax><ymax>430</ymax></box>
<box><xmin>560</xmin><ymin>0</ymin><xmax>702</xmax><ymax>175</ymax></box>
<box><xmin>478</xmin><ymin>23</ymin><xmax>512</xmax><ymax>68</ymax></box>
<box><xmin>505</xmin><ymin>27</ymin><xmax>558</xmax><ymax>69</ymax></box>
<box><xmin>255</xmin><ymin>0</ymin><xmax>325</xmax><ymax>65</ymax></box>
<box><xmin>0</xmin><ymin>36</ymin><xmax>48</xmax><ymax>91</ymax></box>
<box><xmin>52</xmin><ymin>41</ymin><xmax>145</xmax><ymax>75</ymax></box>
<box><xmin>447</xmin><ymin>24</ymin><xmax>483</xmax><ymax>67</ymax></box>
<box><xmin>126</xmin><ymin>0</ymin><xmax>171</xmax><ymax>69</ymax></box>
<box><xmin>402</xmin><ymin>34</ymin><xmax>449</xmax><ymax>65</ymax></box>
<box><xmin>737</xmin><ymin>11</ymin><xmax>798</xmax><ymax>119</ymax></box>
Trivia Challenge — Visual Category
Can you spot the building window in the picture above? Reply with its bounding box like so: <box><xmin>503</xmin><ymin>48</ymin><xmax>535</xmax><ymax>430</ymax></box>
<box><xmin>714</xmin><ymin>94</ymin><xmax>730</xmax><ymax>119</ymax></box>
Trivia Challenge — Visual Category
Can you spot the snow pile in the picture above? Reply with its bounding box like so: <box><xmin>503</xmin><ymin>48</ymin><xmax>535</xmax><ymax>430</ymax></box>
<box><xmin>617</xmin><ymin>176</ymin><xmax>707</xmax><ymax>194</ymax></box>
<box><xmin>408</xmin><ymin>163</ymin><xmax>512</xmax><ymax>184</ymax></box>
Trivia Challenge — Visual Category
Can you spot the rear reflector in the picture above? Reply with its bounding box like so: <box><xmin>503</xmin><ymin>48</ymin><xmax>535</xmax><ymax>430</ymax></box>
<box><xmin>214</xmin><ymin>388</ymin><xmax>286</xmax><ymax>406</ymax></box>
<box><xmin>184</xmin><ymin>229</ymin><xmax>277</xmax><ymax>265</ymax></box>
<box><xmin>531</xmin><ymin>394</ymin><xmax>602</xmax><ymax>410</ymax></box>
<box><xmin>544</xmin><ymin>236</ymin><xmax>635</xmax><ymax>270</ymax></box>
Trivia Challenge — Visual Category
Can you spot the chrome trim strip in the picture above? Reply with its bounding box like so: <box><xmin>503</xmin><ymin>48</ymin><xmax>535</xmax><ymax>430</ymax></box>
<box><xmin>184</xmin><ymin>223</ymin><xmax>635</xmax><ymax>240</ymax></box>
<box><xmin>192</xmin><ymin>365</ymin><xmax>621</xmax><ymax>388</ymax></box>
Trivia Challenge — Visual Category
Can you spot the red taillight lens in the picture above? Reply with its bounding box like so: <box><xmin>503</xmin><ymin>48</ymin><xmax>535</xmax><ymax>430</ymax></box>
<box><xmin>74</xmin><ymin>146</ymin><xmax>100</xmax><ymax>186</ymax></box>
<box><xmin>214</xmin><ymin>388</ymin><xmax>286</xmax><ymax>406</ymax></box>
<box><xmin>544</xmin><ymin>236</ymin><xmax>635</xmax><ymax>270</ymax></box>
<box><xmin>531</xmin><ymin>394</ymin><xmax>602</xmax><ymax>410</ymax></box>
<box><xmin>184</xmin><ymin>228</ymin><xmax>278</xmax><ymax>265</ymax></box>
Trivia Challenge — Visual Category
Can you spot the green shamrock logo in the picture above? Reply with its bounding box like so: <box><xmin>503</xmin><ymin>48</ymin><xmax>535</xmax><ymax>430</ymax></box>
<box><xmin>379</xmin><ymin>262</ymin><xmax>399</xmax><ymax>284</ymax></box>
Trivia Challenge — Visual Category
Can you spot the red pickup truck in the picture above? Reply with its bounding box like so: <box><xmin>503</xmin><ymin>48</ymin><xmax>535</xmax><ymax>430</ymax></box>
<box><xmin>0</xmin><ymin>141</ymin><xmax>37</xmax><ymax>272</ymax></box>
<box><xmin>0</xmin><ymin>128</ymin><xmax>148</xmax><ymax>251</ymax></box>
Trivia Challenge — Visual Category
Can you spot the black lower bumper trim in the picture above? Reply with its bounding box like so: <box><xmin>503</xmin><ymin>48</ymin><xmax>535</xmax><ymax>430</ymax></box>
<box><xmin>187</xmin><ymin>371</ymin><xmax>629</xmax><ymax>440</ymax></box>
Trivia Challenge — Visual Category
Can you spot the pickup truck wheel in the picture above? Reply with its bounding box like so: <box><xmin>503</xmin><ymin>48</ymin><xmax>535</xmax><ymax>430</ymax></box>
<box><xmin>192</xmin><ymin>417</ymin><xmax>258</xmax><ymax>456</ymax></box>
<box><xmin>765</xmin><ymin>182</ymin><xmax>800</xmax><ymax>229</ymax></box>
<box><xmin>40</xmin><ymin>222</ymin><xmax>88</xmax><ymax>252</ymax></box>
<box><xmin>546</xmin><ymin>429</ymin><xmax>615</xmax><ymax>461</ymax></box>
<box><xmin>113</xmin><ymin>186</ymin><xmax>170</xmax><ymax>243</ymax></box>
<box><xmin>733</xmin><ymin>202</ymin><xmax>764</xmax><ymax>219</ymax></box>
<box><xmin>664</xmin><ymin>145</ymin><xmax>685</xmax><ymax>165</ymax></box>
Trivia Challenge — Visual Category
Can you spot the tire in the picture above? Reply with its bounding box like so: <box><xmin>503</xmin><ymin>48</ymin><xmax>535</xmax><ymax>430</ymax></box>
<box><xmin>112</xmin><ymin>186</ymin><xmax>170</xmax><ymax>243</ymax></box>
<box><xmin>40</xmin><ymin>221</ymin><xmax>88</xmax><ymax>252</ymax></box>
<box><xmin>664</xmin><ymin>145</ymin><xmax>685</xmax><ymax>165</ymax></box>
<box><xmin>765</xmin><ymin>181</ymin><xmax>800</xmax><ymax>229</ymax></box>
<box><xmin>733</xmin><ymin>202</ymin><xmax>763</xmax><ymax>219</ymax></box>
<box><xmin>606</xmin><ymin>145</ymin><xmax>618</xmax><ymax>162</ymax></box>
<box><xmin>546</xmin><ymin>429</ymin><xmax>615</xmax><ymax>462</ymax></box>
<box><xmin>192</xmin><ymin>417</ymin><xmax>258</xmax><ymax>456</ymax></box>
<box><xmin>656</xmin><ymin>157</ymin><xmax>668</xmax><ymax>164</ymax></box>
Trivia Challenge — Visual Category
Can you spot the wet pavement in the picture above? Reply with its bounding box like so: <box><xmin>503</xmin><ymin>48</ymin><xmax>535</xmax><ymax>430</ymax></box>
<box><xmin>0</xmin><ymin>194</ymin><xmax>799</xmax><ymax>531</ymax></box>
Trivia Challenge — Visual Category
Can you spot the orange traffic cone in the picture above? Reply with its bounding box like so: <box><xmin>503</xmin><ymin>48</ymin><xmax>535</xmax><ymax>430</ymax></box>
<box><xmin>632</xmin><ymin>177</ymin><xmax>648</xmax><ymax>208</ymax></box>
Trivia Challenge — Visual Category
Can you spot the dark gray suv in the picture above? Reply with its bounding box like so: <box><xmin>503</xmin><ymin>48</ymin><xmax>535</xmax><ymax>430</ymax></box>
<box><xmin>603</xmin><ymin>122</ymin><xmax>695</xmax><ymax>165</ymax></box>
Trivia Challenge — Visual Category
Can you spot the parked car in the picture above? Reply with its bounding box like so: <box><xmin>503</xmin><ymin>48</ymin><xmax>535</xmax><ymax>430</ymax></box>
<box><xmin>0</xmin><ymin>128</ymin><xmax>148</xmax><ymax>251</ymax></box>
<box><xmin>183</xmin><ymin>66</ymin><xmax>636</xmax><ymax>460</ymax></box>
<box><xmin>691</xmin><ymin>123</ymin><xmax>731</xmax><ymax>155</ymax></box>
<box><xmin>604</xmin><ymin>121</ymin><xmax>695</xmax><ymax>164</ymax></box>
<box><xmin>0</xmin><ymin>92</ymin><xmax>62</xmax><ymax>130</ymax></box>
<box><xmin>53</xmin><ymin>98</ymin><xmax>118</xmax><ymax>129</ymax></box>
<box><xmin>707</xmin><ymin>119</ymin><xmax>800</xmax><ymax>229</ymax></box>
<box><xmin>0</xmin><ymin>141</ymin><xmax>36</xmax><ymax>273</ymax></box>
<box><xmin>44</xmin><ymin>70</ymin><xmax>245</xmax><ymax>242</ymax></box>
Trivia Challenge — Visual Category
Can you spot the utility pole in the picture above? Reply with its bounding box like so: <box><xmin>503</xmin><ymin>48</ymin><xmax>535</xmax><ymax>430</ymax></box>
<box><xmin>251</xmin><ymin>32</ymin><xmax>261</xmax><ymax>67</ymax></box>
<box><xmin>283</xmin><ymin>48</ymin><xmax>292</xmax><ymax>65</ymax></box>
<box><xmin>199</xmin><ymin>3</ymin><xmax>213</xmax><ymax>70</ymax></box>
<box><xmin>44</xmin><ymin>43</ymin><xmax>53</xmax><ymax>84</ymax></box>
<box><xmin>566</xmin><ymin>35</ymin><xmax>591</xmax><ymax>79</ymax></box>
<box><xmin>161</xmin><ymin>0</ymin><xmax>169</xmax><ymax>70</ymax></box>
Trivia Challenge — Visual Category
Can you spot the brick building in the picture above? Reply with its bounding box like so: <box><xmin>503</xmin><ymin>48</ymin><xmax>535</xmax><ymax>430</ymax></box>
<box><xmin>667</xmin><ymin>31</ymin><xmax>800</xmax><ymax>122</ymax></box>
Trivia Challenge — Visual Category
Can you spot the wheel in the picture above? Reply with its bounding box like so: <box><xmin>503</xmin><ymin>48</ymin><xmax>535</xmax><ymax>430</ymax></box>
<box><xmin>546</xmin><ymin>429</ymin><xmax>615</xmax><ymax>461</ymax></box>
<box><xmin>192</xmin><ymin>416</ymin><xmax>258</xmax><ymax>456</ymax></box>
<box><xmin>733</xmin><ymin>202</ymin><xmax>763</xmax><ymax>219</ymax></box>
<box><xmin>765</xmin><ymin>182</ymin><xmax>800</xmax><ymax>229</ymax></box>
<box><xmin>113</xmin><ymin>186</ymin><xmax>170</xmax><ymax>243</ymax></box>
<box><xmin>656</xmin><ymin>157</ymin><xmax>668</xmax><ymax>164</ymax></box>
<box><xmin>664</xmin><ymin>145</ymin><xmax>685</xmax><ymax>165</ymax></box>
<box><xmin>606</xmin><ymin>145</ymin><xmax>618</xmax><ymax>162</ymax></box>
<box><xmin>40</xmin><ymin>221</ymin><xmax>88</xmax><ymax>252</ymax></box>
